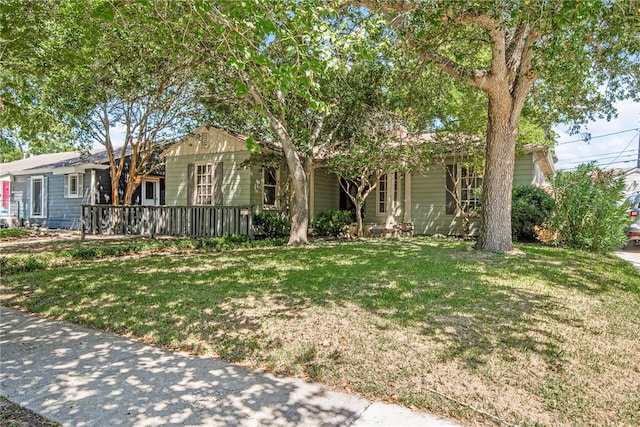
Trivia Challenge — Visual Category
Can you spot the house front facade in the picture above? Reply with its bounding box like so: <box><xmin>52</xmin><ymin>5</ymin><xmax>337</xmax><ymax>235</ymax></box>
<box><xmin>0</xmin><ymin>148</ymin><xmax>165</xmax><ymax>229</ymax></box>
<box><xmin>163</xmin><ymin>126</ymin><xmax>556</xmax><ymax>237</ymax></box>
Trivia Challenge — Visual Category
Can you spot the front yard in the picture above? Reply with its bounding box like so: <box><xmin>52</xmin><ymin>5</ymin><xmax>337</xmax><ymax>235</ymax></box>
<box><xmin>1</xmin><ymin>236</ymin><xmax>639</xmax><ymax>426</ymax></box>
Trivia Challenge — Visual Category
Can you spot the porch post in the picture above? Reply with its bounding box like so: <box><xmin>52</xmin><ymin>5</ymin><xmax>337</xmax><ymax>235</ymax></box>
<box><xmin>404</xmin><ymin>171</ymin><xmax>412</xmax><ymax>223</ymax></box>
<box><xmin>309</xmin><ymin>167</ymin><xmax>315</xmax><ymax>221</ymax></box>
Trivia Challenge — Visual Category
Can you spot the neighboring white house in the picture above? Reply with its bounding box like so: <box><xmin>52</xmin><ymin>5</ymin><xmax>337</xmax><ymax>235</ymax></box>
<box><xmin>619</xmin><ymin>166</ymin><xmax>640</xmax><ymax>197</ymax></box>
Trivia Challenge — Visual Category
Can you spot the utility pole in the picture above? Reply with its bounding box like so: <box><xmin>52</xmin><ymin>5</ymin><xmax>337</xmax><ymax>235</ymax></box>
<box><xmin>637</xmin><ymin>128</ymin><xmax>640</xmax><ymax>169</ymax></box>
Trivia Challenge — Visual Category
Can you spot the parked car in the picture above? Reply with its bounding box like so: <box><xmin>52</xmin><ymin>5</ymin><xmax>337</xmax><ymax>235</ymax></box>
<box><xmin>626</xmin><ymin>192</ymin><xmax>640</xmax><ymax>246</ymax></box>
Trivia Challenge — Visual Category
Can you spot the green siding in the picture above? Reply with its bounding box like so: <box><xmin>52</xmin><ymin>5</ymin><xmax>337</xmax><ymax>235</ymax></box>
<box><xmin>312</xmin><ymin>168</ymin><xmax>339</xmax><ymax>218</ymax></box>
<box><xmin>514</xmin><ymin>156</ymin><xmax>534</xmax><ymax>186</ymax></box>
<box><xmin>165</xmin><ymin>152</ymin><xmax>252</xmax><ymax>206</ymax></box>
<box><xmin>249</xmin><ymin>165</ymin><xmax>262</xmax><ymax>208</ymax></box>
<box><xmin>411</xmin><ymin>166</ymin><xmax>458</xmax><ymax>235</ymax></box>
<box><xmin>410</xmin><ymin>154</ymin><xmax>537</xmax><ymax>236</ymax></box>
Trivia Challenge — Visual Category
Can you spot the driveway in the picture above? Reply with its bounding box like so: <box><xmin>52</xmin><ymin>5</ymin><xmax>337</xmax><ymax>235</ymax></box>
<box><xmin>616</xmin><ymin>242</ymin><xmax>640</xmax><ymax>272</ymax></box>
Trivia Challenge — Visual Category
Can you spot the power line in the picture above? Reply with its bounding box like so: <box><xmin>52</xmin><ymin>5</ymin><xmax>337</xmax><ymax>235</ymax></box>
<box><xmin>556</xmin><ymin>128</ymin><xmax>639</xmax><ymax>145</ymax></box>
<box><xmin>558</xmin><ymin>158</ymin><xmax>638</xmax><ymax>171</ymax></box>
<box><xmin>561</xmin><ymin>148</ymin><xmax>638</xmax><ymax>162</ymax></box>
<box><xmin>560</xmin><ymin>153</ymin><xmax>637</xmax><ymax>166</ymax></box>
<box><xmin>602</xmin><ymin>131</ymin><xmax>640</xmax><ymax>168</ymax></box>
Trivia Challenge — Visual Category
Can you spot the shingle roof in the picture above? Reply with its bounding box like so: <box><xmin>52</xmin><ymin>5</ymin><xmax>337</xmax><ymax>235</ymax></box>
<box><xmin>0</xmin><ymin>147</ymin><xmax>125</xmax><ymax>177</ymax></box>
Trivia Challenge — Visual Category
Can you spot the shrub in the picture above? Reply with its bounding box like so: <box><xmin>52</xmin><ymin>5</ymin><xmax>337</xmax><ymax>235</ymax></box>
<box><xmin>511</xmin><ymin>185</ymin><xmax>555</xmax><ymax>242</ymax></box>
<box><xmin>0</xmin><ymin>255</ymin><xmax>49</xmax><ymax>274</ymax></box>
<box><xmin>549</xmin><ymin>163</ymin><xmax>630</xmax><ymax>253</ymax></box>
<box><xmin>254</xmin><ymin>211</ymin><xmax>290</xmax><ymax>238</ymax></box>
<box><xmin>311</xmin><ymin>210</ymin><xmax>353</xmax><ymax>237</ymax></box>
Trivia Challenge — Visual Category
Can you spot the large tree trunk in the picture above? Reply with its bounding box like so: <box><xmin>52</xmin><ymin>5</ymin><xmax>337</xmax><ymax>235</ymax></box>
<box><xmin>286</xmin><ymin>157</ymin><xmax>310</xmax><ymax>246</ymax></box>
<box><xmin>476</xmin><ymin>95</ymin><xmax>517</xmax><ymax>252</ymax></box>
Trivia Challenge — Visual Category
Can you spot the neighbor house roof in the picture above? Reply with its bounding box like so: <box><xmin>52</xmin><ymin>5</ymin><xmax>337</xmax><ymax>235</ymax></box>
<box><xmin>0</xmin><ymin>148</ymin><xmax>113</xmax><ymax>178</ymax></box>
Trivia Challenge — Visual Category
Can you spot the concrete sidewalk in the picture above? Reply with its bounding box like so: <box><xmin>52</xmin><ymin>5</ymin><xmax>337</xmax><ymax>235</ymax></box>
<box><xmin>0</xmin><ymin>306</ymin><xmax>462</xmax><ymax>427</ymax></box>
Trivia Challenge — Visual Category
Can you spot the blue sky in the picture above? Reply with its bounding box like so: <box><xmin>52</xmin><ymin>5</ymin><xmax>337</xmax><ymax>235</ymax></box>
<box><xmin>553</xmin><ymin>99</ymin><xmax>640</xmax><ymax>171</ymax></box>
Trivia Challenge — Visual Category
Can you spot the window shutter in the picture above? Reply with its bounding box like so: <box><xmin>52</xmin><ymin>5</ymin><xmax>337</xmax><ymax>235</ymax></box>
<box><xmin>187</xmin><ymin>163</ymin><xmax>195</xmax><ymax>206</ymax></box>
<box><xmin>64</xmin><ymin>175</ymin><xmax>69</xmax><ymax>198</ymax></box>
<box><xmin>214</xmin><ymin>162</ymin><xmax>223</xmax><ymax>205</ymax></box>
<box><xmin>445</xmin><ymin>164</ymin><xmax>457</xmax><ymax>215</ymax></box>
<box><xmin>78</xmin><ymin>174</ymin><xmax>84</xmax><ymax>199</ymax></box>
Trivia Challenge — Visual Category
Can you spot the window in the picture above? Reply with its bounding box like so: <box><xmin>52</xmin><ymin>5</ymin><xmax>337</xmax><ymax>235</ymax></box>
<box><xmin>196</xmin><ymin>163</ymin><xmax>214</xmax><ymax>205</ymax></box>
<box><xmin>460</xmin><ymin>166</ymin><xmax>482</xmax><ymax>212</ymax></box>
<box><xmin>263</xmin><ymin>167</ymin><xmax>278</xmax><ymax>208</ymax></box>
<box><xmin>31</xmin><ymin>176</ymin><xmax>45</xmax><ymax>217</ymax></box>
<box><xmin>445</xmin><ymin>164</ymin><xmax>483</xmax><ymax>215</ymax></box>
<box><xmin>65</xmin><ymin>173</ymin><xmax>83</xmax><ymax>198</ymax></box>
<box><xmin>191</xmin><ymin>162</ymin><xmax>222</xmax><ymax>206</ymax></box>
<box><xmin>377</xmin><ymin>173</ymin><xmax>399</xmax><ymax>215</ymax></box>
<box><xmin>145</xmin><ymin>181</ymin><xmax>155</xmax><ymax>201</ymax></box>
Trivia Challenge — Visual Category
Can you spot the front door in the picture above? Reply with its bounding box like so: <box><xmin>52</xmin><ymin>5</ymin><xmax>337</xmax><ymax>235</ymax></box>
<box><xmin>142</xmin><ymin>179</ymin><xmax>159</xmax><ymax>206</ymax></box>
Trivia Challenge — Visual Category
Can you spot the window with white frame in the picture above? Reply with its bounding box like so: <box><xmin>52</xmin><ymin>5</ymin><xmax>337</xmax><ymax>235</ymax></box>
<box><xmin>460</xmin><ymin>166</ymin><xmax>482</xmax><ymax>212</ymax></box>
<box><xmin>446</xmin><ymin>164</ymin><xmax>483</xmax><ymax>214</ymax></box>
<box><xmin>195</xmin><ymin>163</ymin><xmax>214</xmax><ymax>205</ymax></box>
<box><xmin>263</xmin><ymin>167</ymin><xmax>278</xmax><ymax>208</ymax></box>
<box><xmin>377</xmin><ymin>172</ymin><xmax>399</xmax><ymax>215</ymax></box>
<box><xmin>65</xmin><ymin>173</ymin><xmax>83</xmax><ymax>198</ymax></box>
<box><xmin>31</xmin><ymin>176</ymin><xmax>45</xmax><ymax>217</ymax></box>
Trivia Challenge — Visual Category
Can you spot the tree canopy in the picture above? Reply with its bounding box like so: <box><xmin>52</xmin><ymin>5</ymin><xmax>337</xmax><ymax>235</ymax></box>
<box><xmin>350</xmin><ymin>0</ymin><xmax>639</xmax><ymax>250</ymax></box>
<box><xmin>1</xmin><ymin>0</ymin><xmax>638</xmax><ymax>249</ymax></box>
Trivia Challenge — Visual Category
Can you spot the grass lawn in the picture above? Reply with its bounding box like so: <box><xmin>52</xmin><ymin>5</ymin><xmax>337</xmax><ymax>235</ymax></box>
<box><xmin>1</xmin><ymin>236</ymin><xmax>639</xmax><ymax>426</ymax></box>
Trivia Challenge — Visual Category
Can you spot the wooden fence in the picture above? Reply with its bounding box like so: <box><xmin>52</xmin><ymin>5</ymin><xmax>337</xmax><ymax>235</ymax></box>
<box><xmin>81</xmin><ymin>205</ymin><xmax>254</xmax><ymax>239</ymax></box>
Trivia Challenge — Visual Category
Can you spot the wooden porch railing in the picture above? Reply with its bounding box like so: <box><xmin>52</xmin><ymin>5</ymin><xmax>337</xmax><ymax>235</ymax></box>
<box><xmin>81</xmin><ymin>205</ymin><xmax>254</xmax><ymax>239</ymax></box>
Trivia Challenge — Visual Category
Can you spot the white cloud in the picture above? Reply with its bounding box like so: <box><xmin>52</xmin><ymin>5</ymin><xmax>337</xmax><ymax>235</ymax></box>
<box><xmin>553</xmin><ymin>99</ymin><xmax>640</xmax><ymax>171</ymax></box>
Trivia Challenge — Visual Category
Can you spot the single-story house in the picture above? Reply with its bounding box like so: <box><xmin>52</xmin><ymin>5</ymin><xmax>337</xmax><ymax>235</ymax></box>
<box><xmin>0</xmin><ymin>148</ymin><xmax>165</xmax><ymax>229</ymax></box>
<box><xmin>162</xmin><ymin>126</ymin><xmax>556</xmax><ymax>236</ymax></box>
<box><xmin>613</xmin><ymin>166</ymin><xmax>640</xmax><ymax>198</ymax></box>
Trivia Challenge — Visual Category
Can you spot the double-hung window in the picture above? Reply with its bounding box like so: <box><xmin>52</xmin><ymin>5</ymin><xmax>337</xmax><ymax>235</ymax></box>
<box><xmin>195</xmin><ymin>163</ymin><xmax>214</xmax><ymax>205</ymax></box>
<box><xmin>460</xmin><ymin>166</ymin><xmax>482</xmax><ymax>212</ymax></box>
<box><xmin>445</xmin><ymin>164</ymin><xmax>483</xmax><ymax>214</ymax></box>
<box><xmin>64</xmin><ymin>173</ymin><xmax>83</xmax><ymax>198</ymax></box>
<box><xmin>377</xmin><ymin>172</ymin><xmax>399</xmax><ymax>215</ymax></box>
<box><xmin>263</xmin><ymin>167</ymin><xmax>278</xmax><ymax>209</ymax></box>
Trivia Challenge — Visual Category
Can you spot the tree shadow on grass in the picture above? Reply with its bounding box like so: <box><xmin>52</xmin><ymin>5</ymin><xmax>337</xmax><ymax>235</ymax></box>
<box><xmin>2</xmin><ymin>239</ymin><xmax>630</xmax><ymax>373</ymax></box>
<box><xmin>0</xmin><ymin>307</ymin><xmax>365</xmax><ymax>427</ymax></box>
<box><xmin>1</xmin><ymin>240</ymin><xmax>592</xmax><ymax>376</ymax></box>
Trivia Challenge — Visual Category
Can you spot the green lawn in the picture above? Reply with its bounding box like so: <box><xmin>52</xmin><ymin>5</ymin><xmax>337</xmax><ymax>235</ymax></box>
<box><xmin>1</xmin><ymin>236</ymin><xmax>639</xmax><ymax>426</ymax></box>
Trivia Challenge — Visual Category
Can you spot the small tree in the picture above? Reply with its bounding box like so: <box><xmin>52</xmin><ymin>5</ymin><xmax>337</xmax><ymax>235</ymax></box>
<box><xmin>511</xmin><ymin>185</ymin><xmax>555</xmax><ymax>242</ymax></box>
<box><xmin>326</xmin><ymin>123</ymin><xmax>427</xmax><ymax>236</ymax></box>
<box><xmin>550</xmin><ymin>163</ymin><xmax>630</xmax><ymax>253</ymax></box>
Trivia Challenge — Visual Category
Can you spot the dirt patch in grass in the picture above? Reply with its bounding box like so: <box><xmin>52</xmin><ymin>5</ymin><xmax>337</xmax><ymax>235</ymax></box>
<box><xmin>0</xmin><ymin>399</ymin><xmax>60</xmax><ymax>427</ymax></box>
<box><xmin>2</xmin><ymin>238</ymin><xmax>639</xmax><ymax>426</ymax></box>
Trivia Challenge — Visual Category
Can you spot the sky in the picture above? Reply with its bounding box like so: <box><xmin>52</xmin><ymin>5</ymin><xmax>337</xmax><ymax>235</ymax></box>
<box><xmin>552</xmin><ymin>99</ymin><xmax>640</xmax><ymax>171</ymax></box>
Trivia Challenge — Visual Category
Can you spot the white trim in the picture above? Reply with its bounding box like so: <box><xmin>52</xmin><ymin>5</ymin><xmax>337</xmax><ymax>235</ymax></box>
<box><xmin>376</xmin><ymin>174</ymin><xmax>387</xmax><ymax>216</ymax></box>
<box><xmin>262</xmin><ymin>167</ymin><xmax>279</xmax><ymax>209</ymax></box>
<box><xmin>90</xmin><ymin>170</ymin><xmax>96</xmax><ymax>205</ymax></box>
<box><xmin>65</xmin><ymin>173</ymin><xmax>83</xmax><ymax>198</ymax></box>
<box><xmin>310</xmin><ymin>168</ymin><xmax>315</xmax><ymax>220</ymax></box>
<box><xmin>194</xmin><ymin>161</ymin><xmax>215</xmax><ymax>205</ymax></box>
<box><xmin>141</xmin><ymin>178</ymin><xmax>160</xmax><ymax>206</ymax></box>
<box><xmin>403</xmin><ymin>172</ymin><xmax>412</xmax><ymax>223</ymax></box>
<box><xmin>376</xmin><ymin>172</ymin><xmax>399</xmax><ymax>218</ymax></box>
<box><xmin>30</xmin><ymin>175</ymin><xmax>46</xmax><ymax>218</ymax></box>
